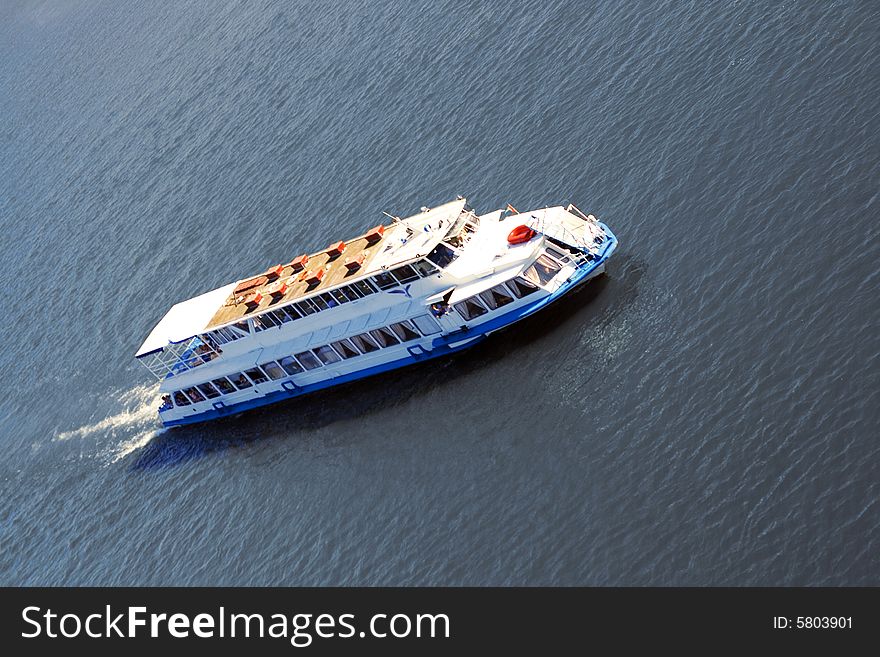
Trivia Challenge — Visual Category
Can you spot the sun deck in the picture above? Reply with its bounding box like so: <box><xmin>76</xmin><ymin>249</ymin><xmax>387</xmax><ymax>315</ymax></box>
<box><xmin>206</xmin><ymin>199</ymin><xmax>468</xmax><ymax>330</ymax></box>
<box><xmin>206</xmin><ymin>225</ymin><xmax>392</xmax><ymax>329</ymax></box>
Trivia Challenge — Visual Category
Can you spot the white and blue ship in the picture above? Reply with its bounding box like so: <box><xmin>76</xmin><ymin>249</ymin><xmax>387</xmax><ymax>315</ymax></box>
<box><xmin>136</xmin><ymin>198</ymin><xmax>618</xmax><ymax>426</ymax></box>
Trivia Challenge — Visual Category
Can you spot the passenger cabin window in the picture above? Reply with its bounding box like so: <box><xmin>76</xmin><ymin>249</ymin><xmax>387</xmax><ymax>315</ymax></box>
<box><xmin>351</xmin><ymin>333</ymin><xmax>380</xmax><ymax>354</ymax></box>
<box><xmin>295</xmin><ymin>299</ymin><xmax>317</xmax><ymax>316</ymax></box>
<box><xmin>411</xmin><ymin>259</ymin><xmax>437</xmax><ymax>277</ymax></box>
<box><xmin>351</xmin><ymin>280</ymin><xmax>377</xmax><ymax>297</ymax></box>
<box><xmin>330</xmin><ymin>288</ymin><xmax>349</xmax><ymax>305</ymax></box>
<box><xmin>341</xmin><ymin>284</ymin><xmax>361</xmax><ymax>300</ymax></box>
<box><xmin>295</xmin><ymin>351</ymin><xmax>322</xmax><ymax>370</ymax></box>
<box><xmin>412</xmin><ymin>314</ymin><xmax>441</xmax><ymax>335</ymax></box>
<box><xmin>233</xmin><ymin>321</ymin><xmax>251</xmax><ymax>334</ymax></box>
<box><xmin>173</xmin><ymin>391</ymin><xmax>191</xmax><ymax>406</ymax></box>
<box><xmin>269</xmin><ymin>308</ymin><xmax>291</xmax><ymax>323</ymax></box>
<box><xmin>314</xmin><ymin>345</ymin><xmax>342</xmax><ymax>365</ymax></box>
<box><xmin>212</xmin><ymin>377</ymin><xmax>236</xmax><ymax>394</ymax></box>
<box><xmin>260</xmin><ymin>362</ymin><xmax>286</xmax><ymax>380</ymax></box>
<box><xmin>252</xmin><ymin>314</ymin><xmax>279</xmax><ymax>331</ymax></box>
<box><xmin>523</xmin><ymin>255</ymin><xmax>561</xmax><ymax>286</ymax></box>
<box><xmin>281</xmin><ymin>306</ymin><xmax>301</xmax><ymax>321</ymax></box>
<box><xmin>390</xmin><ymin>321</ymin><xmax>420</xmax><ymax>342</ymax></box>
<box><xmin>197</xmin><ymin>382</ymin><xmax>221</xmax><ymax>399</ymax></box>
<box><xmin>369</xmin><ymin>327</ymin><xmax>400</xmax><ymax>348</ymax></box>
<box><xmin>245</xmin><ymin>367</ymin><xmax>269</xmax><ymax>384</ymax></box>
<box><xmin>454</xmin><ymin>297</ymin><xmax>489</xmax><ymax>321</ymax></box>
<box><xmin>371</xmin><ymin>272</ymin><xmax>398</xmax><ymax>290</ymax></box>
<box><xmin>426</xmin><ymin>243</ymin><xmax>456</xmax><ymax>269</ymax></box>
<box><xmin>390</xmin><ymin>264</ymin><xmax>419</xmax><ymax>284</ymax></box>
<box><xmin>279</xmin><ymin>355</ymin><xmax>304</xmax><ymax>375</ymax></box>
<box><xmin>184</xmin><ymin>387</ymin><xmax>206</xmax><ymax>403</ymax></box>
<box><xmin>479</xmin><ymin>285</ymin><xmax>515</xmax><ymax>310</ymax></box>
<box><xmin>230</xmin><ymin>373</ymin><xmax>253</xmax><ymax>390</ymax></box>
<box><xmin>331</xmin><ymin>339</ymin><xmax>360</xmax><ymax>359</ymax></box>
<box><xmin>506</xmin><ymin>277</ymin><xmax>540</xmax><ymax>298</ymax></box>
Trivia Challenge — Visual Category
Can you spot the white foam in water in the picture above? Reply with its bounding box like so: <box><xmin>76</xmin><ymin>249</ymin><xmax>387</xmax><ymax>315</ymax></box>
<box><xmin>55</xmin><ymin>384</ymin><xmax>160</xmax><ymax>441</ymax></box>
<box><xmin>55</xmin><ymin>384</ymin><xmax>164</xmax><ymax>464</ymax></box>
<box><xmin>104</xmin><ymin>427</ymin><xmax>166</xmax><ymax>465</ymax></box>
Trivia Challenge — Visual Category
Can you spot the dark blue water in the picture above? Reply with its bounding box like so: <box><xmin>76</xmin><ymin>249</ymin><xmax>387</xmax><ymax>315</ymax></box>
<box><xmin>1</xmin><ymin>0</ymin><xmax>878</xmax><ymax>585</ymax></box>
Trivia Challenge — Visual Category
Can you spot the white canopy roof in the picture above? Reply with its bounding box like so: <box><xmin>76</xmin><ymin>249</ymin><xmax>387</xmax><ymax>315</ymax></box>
<box><xmin>135</xmin><ymin>283</ymin><xmax>236</xmax><ymax>357</ymax></box>
<box><xmin>447</xmin><ymin>268</ymin><xmax>521</xmax><ymax>305</ymax></box>
<box><xmin>366</xmin><ymin>199</ymin><xmax>467</xmax><ymax>272</ymax></box>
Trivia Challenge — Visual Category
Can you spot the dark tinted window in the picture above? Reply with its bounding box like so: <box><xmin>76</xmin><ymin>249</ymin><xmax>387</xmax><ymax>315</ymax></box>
<box><xmin>295</xmin><ymin>299</ymin><xmax>317</xmax><ymax>316</ymax></box>
<box><xmin>453</xmin><ymin>297</ymin><xmax>488</xmax><ymax>321</ymax></box>
<box><xmin>295</xmin><ymin>351</ymin><xmax>322</xmax><ymax>370</ymax></box>
<box><xmin>351</xmin><ymin>333</ymin><xmax>380</xmax><ymax>353</ymax></box>
<box><xmin>506</xmin><ymin>278</ymin><xmax>539</xmax><ymax>298</ymax></box>
<box><xmin>342</xmin><ymin>285</ymin><xmax>362</xmax><ymax>299</ymax></box>
<box><xmin>411</xmin><ymin>259</ymin><xmax>437</xmax><ymax>277</ymax></box>
<box><xmin>314</xmin><ymin>345</ymin><xmax>342</xmax><ymax>365</ymax></box>
<box><xmin>524</xmin><ymin>255</ymin><xmax>561</xmax><ymax>286</ymax></box>
<box><xmin>245</xmin><ymin>367</ymin><xmax>269</xmax><ymax>384</ymax></box>
<box><xmin>184</xmin><ymin>387</ymin><xmax>205</xmax><ymax>403</ymax></box>
<box><xmin>390</xmin><ymin>264</ymin><xmax>419</xmax><ymax>283</ymax></box>
<box><xmin>229</xmin><ymin>373</ymin><xmax>253</xmax><ymax>390</ymax></box>
<box><xmin>331</xmin><ymin>288</ymin><xmax>350</xmax><ymax>304</ymax></box>
<box><xmin>371</xmin><ymin>272</ymin><xmax>397</xmax><ymax>290</ymax></box>
<box><xmin>390</xmin><ymin>321</ymin><xmax>420</xmax><ymax>342</ymax></box>
<box><xmin>252</xmin><ymin>314</ymin><xmax>278</xmax><ymax>331</ymax></box>
<box><xmin>281</xmin><ymin>305</ymin><xmax>301</xmax><ymax>320</ymax></box>
<box><xmin>351</xmin><ymin>280</ymin><xmax>376</xmax><ymax>296</ymax></box>
<box><xmin>173</xmin><ymin>391</ymin><xmax>191</xmax><ymax>406</ymax></box>
<box><xmin>260</xmin><ymin>362</ymin><xmax>286</xmax><ymax>380</ymax></box>
<box><xmin>197</xmin><ymin>382</ymin><xmax>221</xmax><ymax>399</ymax></box>
<box><xmin>212</xmin><ymin>377</ymin><xmax>236</xmax><ymax>394</ymax></box>
<box><xmin>479</xmin><ymin>285</ymin><xmax>515</xmax><ymax>310</ymax></box>
<box><xmin>370</xmin><ymin>327</ymin><xmax>400</xmax><ymax>348</ymax></box>
<box><xmin>331</xmin><ymin>339</ymin><xmax>360</xmax><ymax>359</ymax></box>
<box><xmin>426</xmin><ymin>243</ymin><xmax>456</xmax><ymax>268</ymax></box>
<box><xmin>279</xmin><ymin>355</ymin><xmax>304</xmax><ymax>375</ymax></box>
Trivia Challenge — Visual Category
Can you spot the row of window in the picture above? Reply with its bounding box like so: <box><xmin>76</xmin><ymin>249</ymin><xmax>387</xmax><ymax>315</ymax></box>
<box><xmin>452</xmin><ymin>277</ymin><xmax>539</xmax><ymax>320</ymax></box>
<box><xmin>203</xmin><ymin>259</ymin><xmax>439</xmax><ymax>346</ymax></box>
<box><xmin>169</xmin><ymin>314</ymin><xmax>442</xmax><ymax>408</ymax></box>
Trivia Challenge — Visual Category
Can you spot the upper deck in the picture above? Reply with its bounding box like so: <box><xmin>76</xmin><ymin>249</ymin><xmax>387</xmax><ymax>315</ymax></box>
<box><xmin>206</xmin><ymin>199</ymin><xmax>466</xmax><ymax>329</ymax></box>
<box><xmin>136</xmin><ymin>200</ymin><xmax>466</xmax><ymax>359</ymax></box>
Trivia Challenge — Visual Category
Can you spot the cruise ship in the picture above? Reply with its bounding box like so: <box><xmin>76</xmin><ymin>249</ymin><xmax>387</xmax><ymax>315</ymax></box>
<box><xmin>135</xmin><ymin>198</ymin><xmax>618</xmax><ymax>426</ymax></box>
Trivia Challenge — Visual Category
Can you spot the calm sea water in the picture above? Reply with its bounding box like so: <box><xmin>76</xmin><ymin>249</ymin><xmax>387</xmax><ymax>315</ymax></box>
<box><xmin>1</xmin><ymin>0</ymin><xmax>878</xmax><ymax>585</ymax></box>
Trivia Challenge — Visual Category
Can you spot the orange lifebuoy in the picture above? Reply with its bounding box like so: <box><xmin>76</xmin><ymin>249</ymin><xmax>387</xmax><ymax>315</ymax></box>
<box><xmin>507</xmin><ymin>224</ymin><xmax>536</xmax><ymax>245</ymax></box>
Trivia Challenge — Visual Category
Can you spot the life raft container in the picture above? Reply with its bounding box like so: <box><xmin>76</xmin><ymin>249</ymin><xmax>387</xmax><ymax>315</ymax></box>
<box><xmin>507</xmin><ymin>224</ymin><xmax>536</xmax><ymax>245</ymax></box>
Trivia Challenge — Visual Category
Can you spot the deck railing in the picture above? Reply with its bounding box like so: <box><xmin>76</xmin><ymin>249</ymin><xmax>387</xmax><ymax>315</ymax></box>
<box><xmin>137</xmin><ymin>335</ymin><xmax>221</xmax><ymax>380</ymax></box>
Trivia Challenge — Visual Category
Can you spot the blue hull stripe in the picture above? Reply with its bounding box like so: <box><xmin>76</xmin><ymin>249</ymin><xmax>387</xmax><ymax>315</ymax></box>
<box><xmin>163</xmin><ymin>225</ymin><xmax>617</xmax><ymax>427</ymax></box>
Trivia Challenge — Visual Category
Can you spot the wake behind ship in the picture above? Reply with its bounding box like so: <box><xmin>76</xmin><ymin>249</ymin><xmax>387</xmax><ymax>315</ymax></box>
<box><xmin>136</xmin><ymin>198</ymin><xmax>618</xmax><ymax>426</ymax></box>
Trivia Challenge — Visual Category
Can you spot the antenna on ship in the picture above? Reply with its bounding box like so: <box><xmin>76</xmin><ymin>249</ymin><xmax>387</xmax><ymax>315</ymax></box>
<box><xmin>382</xmin><ymin>210</ymin><xmax>401</xmax><ymax>223</ymax></box>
